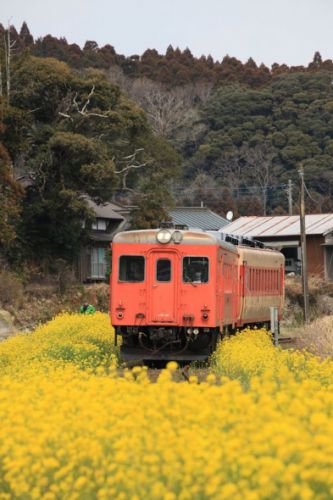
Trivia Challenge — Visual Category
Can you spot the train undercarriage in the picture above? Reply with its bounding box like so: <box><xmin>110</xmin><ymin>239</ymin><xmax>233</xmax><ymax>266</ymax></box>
<box><xmin>115</xmin><ymin>320</ymin><xmax>276</xmax><ymax>363</ymax></box>
<box><xmin>115</xmin><ymin>326</ymin><xmax>220</xmax><ymax>362</ymax></box>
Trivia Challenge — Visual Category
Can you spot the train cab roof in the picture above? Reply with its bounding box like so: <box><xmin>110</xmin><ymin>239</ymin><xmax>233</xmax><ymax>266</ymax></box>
<box><xmin>113</xmin><ymin>228</ymin><xmax>284</xmax><ymax>271</ymax></box>
<box><xmin>114</xmin><ymin>227</ymin><xmax>283</xmax><ymax>257</ymax></box>
<box><xmin>113</xmin><ymin>228</ymin><xmax>225</xmax><ymax>245</ymax></box>
<box><xmin>113</xmin><ymin>228</ymin><xmax>238</xmax><ymax>254</ymax></box>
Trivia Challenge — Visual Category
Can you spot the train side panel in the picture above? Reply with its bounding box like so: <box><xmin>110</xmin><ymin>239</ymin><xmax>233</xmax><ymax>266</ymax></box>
<box><xmin>219</xmin><ymin>248</ymin><xmax>239</xmax><ymax>328</ymax></box>
<box><xmin>236</xmin><ymin>247</ymin><xmax>284</xmax><ymax>326</ymax></box>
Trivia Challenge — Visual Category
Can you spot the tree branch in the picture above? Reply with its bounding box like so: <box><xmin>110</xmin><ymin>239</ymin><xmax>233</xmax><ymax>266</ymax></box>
<box><xmin>73</xmin><ymin>85</ymin><xmax>109</xmax><ymax>118</ymax></box>
<box><xmin>58</xmin><ymin>86</ymin><xmax>109</xmax><ymax>120</ymax></box>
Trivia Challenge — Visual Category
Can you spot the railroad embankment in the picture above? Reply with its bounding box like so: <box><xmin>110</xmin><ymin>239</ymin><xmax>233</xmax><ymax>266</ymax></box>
<box><xmin>1</xmin><ymin>272</ymin><xmax>333</xmax><ymax>357</ymax></box>
<box><xmin>0</xmin><ymin>270</ymin><xmax>109</xmax><ymax>332</ymax></box>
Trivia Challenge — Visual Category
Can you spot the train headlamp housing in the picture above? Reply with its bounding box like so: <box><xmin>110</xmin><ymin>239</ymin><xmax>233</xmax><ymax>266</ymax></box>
<box><xmin>156</xmin><ymin>229</ymin><xmax>172</xmax><ymax>244</ymax></box>
<box><xmin>173</xmin><ymin>230</ymin><xmax>183</xmax><ymax>244</ymax></box>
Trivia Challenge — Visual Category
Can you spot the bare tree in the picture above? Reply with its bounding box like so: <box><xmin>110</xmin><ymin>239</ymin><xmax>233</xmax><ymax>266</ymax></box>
<box><xmin>211</xmin><ymin>144</ymin><xmax>276</xmax><ymax>215</ymax></box>
<box><xmin>108</xmin><ymin>65</ymin><xmax>132</xmax><ymax>93</ymax></box>
<box><xmin>114</xmin><ymin>148</ymin><xmax>151</xmax><ymax>194</ymax></box>
<box><xmin>190</xmin><ymin>81</ymin><xmax>214</xmax><ymax>105</ymax></box>
<box><xmin>213</xmin><ymin>151</ymin><xmax>244</xmax><ymax>196</ymax></box>
<box><xmin>241</xmin><ymin>144</ymin><xmax>275</xmax><ymax>216</ymax></box>
<box><xmin>108</xmin><ymin>69</ymin><xmax>213</xmax><ymax>144</ymax></box>
<box><xmin>3</xmin><ymin>23</ymin><xmax>16</xmax><ymax>103</ymax></box>
<box><xmin>128</xmin><ymin>78</ymin><xmax>192</xmax><ymax>138</ymax></box>
<box><xmin>0</xmin><ymin>59</ymin><xmax>3</xmax><ymax>99</ymax></box>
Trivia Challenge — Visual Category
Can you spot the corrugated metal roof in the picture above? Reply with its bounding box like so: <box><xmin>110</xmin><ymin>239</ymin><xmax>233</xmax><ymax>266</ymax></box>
<box><xmin>169</xmin><ymin>207</ymin><xmax>228</xmax><ymax>231</ymax></box>
<box><xmin>221</xmin><ymin>214</ymin><xmax>333</xmax><ymax>237</ymax></box>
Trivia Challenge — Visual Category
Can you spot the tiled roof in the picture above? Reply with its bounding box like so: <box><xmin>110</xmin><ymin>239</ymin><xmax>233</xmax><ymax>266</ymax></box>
<box><xmin>86</xmin><ymin>199</ymin><xmax>124</xmax><ymax>220</ymax></box>
<box><xmin>169</xmin><ymin>207</ymin><xmax>228</xmax><ymax>231</ymax></box>
<box><xmin>221</xmin><ymin>214</ymin><xmax>333</xmax><ymax>237</ymax></box>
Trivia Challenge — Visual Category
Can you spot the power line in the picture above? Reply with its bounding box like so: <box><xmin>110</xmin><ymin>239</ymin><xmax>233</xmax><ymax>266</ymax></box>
<box><xmin>171</xmin><ymin>183</ymin><xmax>289</xmax><ymax>194</ymax></box>
<box><xmin>302</xmin><ymin>178</ymin><xmax>319</xmax><ymax>204</ymax></box>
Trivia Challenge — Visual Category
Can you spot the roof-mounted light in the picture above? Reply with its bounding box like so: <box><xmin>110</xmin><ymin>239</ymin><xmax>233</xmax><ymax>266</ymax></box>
<box><xmin>173</xmin><ymin>230</ymin><xmax>183</xmax><ymax>244</ymax></box>
<box><xmin>156</xmin><ymin>229</ymin><xmax>172</xmax><ymax>244</ymax></box>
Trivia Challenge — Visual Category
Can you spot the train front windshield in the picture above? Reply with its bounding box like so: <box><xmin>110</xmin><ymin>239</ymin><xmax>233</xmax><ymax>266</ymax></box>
<box><xmin>183</xmin><ymin>257</ymin><xmax>209</xmax><ymax>283</ymax></box>
<box><xmin>119</xmin><ymin>255</ymin><xmax>145</xmax><ymax>282</ymax></box>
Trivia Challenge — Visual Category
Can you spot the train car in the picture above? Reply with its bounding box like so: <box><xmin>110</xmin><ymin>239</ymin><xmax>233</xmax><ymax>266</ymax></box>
<box><xmin>110</xmin><ymin>227</ymin><xmax>284</xmax><ymax>362</ymax></box>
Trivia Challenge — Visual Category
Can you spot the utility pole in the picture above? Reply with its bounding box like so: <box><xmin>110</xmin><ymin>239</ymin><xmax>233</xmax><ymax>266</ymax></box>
<box><xmin>288</xmin><ymin>179</ymin><xmax>293</xmax><ymax>215</ymax></box>
<box><xmin>298</xmin><ymin>165</ymin><xmax>309</xmax><ymax>323</ymax></box>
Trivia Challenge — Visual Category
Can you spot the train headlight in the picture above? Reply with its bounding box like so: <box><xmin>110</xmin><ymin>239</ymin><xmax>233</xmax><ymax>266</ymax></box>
<box><xmin>173</xmin><ymin>230</ymin><xmax>183</xmax><ymax>244</ymax></box>
<box><xmin>156</xmin><ymin>229</ymin><xmax>172</xmax><ymax>244</ymax></box>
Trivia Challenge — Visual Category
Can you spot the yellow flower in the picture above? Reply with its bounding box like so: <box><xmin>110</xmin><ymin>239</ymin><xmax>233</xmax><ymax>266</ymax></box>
<box><xmin>166</xmin><ymin>361</ymin><xmax>178</xmax><ymax>372</ymax></box>
<box><xmin>0</xmin><ymin>317</ymin><xmax>331</xmax><ymax>498</ymax></box>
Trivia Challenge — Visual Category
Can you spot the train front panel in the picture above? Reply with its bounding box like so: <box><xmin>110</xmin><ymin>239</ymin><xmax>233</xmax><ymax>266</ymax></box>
<box><xmin>110</xmin><ymin>229</ymin><xmax>221</xmax><ymax>361</ymax></box>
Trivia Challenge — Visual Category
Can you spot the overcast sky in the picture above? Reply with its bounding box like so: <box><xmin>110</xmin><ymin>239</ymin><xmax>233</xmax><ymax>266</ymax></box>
<box><xmin>1</xmin><ymin>0</ymin><xmax>333</xmax><ymax>66</ymax></box>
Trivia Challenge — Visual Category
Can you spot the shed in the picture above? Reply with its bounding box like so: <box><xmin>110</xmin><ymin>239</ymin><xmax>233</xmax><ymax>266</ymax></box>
<box><xmin>222</xmin><ymin>214</ymin><xmax>333</xmax><ymax>280</ymax></box>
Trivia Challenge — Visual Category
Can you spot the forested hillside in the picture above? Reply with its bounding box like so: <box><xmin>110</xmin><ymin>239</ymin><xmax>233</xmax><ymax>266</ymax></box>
<box><xmin>1</xmin><ymin>22</ymin><xmax>333</xmax><ymax>269</ymax></box>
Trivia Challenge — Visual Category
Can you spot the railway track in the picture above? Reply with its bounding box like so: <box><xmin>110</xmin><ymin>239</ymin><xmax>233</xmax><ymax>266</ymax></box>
<box><xmin>278</xmin><ymin>337</ymin><xmax>293</xmax><ymax>344</ymax></box>
<box><xmin>278</xmin><ymin>336</ymin><xmax>298</xmax><ymax>348</ymax></box>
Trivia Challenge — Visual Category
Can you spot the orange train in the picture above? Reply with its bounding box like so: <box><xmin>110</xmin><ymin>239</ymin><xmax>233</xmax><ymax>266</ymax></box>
<box><xmin>110</xmin><ymin>227</ymin><xmax>284</xmax><ymax>362</ymax></box>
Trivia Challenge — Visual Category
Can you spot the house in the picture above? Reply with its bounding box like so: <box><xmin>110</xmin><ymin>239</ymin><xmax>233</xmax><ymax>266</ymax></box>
<box><xmin>78</xmin><ymin>204</ymin><xmax>228</xmax><ymax>282</ymax></box>
<box><xmin>77</xmin><ymin>199</ymin><xmax>129</xmax><ymax>282</ymax></box>
<box><xmin>221</xmin><ymin>214</ymin><xmax>333</xmax><ymax>280</ymax></box>
<box><xmin>169</xmin><ymin>207</ymin><xmax>228</xmax><ymax>231</ymax></box>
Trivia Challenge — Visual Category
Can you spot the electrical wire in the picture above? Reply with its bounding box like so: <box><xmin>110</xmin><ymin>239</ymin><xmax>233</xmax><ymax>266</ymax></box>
<box><xmin>302</xmin><ymin>178</ymin><xmax>320</xmax><ymax>204</ymax></box>
<box><xmin>171</xmin><ymin>183</ymin><xmax>288</xmax><ymax>195</ymax></box>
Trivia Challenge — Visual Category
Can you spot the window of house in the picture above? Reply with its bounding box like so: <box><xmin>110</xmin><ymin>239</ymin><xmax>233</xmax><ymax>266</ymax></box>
<box><xmin>183</xmin><ymin>257</ymin><xmax>209</xmax><ymax>283</ymax></box>
<box><xmin>156</xmin><ymin>259</ymin><xmax>171</xmax><ymax>282</ymax></box>
<box><xmin>91</xmin><ymin>247</ymin><xmax>106</xmax><ymax>279</ymax></box>
<box><xmin>119</xmin><ymin>256</ymin><xmax>145</xmax><ymax>282</ymax></box>
<box><xmin>92</xmin><ymin>219</ymin><xmax>107</xmax><ymax>231</ymax></box>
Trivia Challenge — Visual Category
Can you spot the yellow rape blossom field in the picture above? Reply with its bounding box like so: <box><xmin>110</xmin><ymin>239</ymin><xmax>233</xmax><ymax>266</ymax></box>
<box><xmin>0</xmin><ymin>314</ymin><xmax>333</xmax><ymax>499</ymax></box>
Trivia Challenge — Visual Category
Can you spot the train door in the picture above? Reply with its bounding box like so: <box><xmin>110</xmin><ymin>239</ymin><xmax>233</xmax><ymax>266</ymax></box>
<box><xmin>231</xmin><ymin>261</ymin><xmax>238</xmax><ymax>326</ymax></box>
<box><xmin>217</xmin><ymin>252</ymin><xmax>224</xmax><ymax>330</ymax></box>
<box><xmin>223</xmin><ymin>260</ymin><xmax>232</xmax><ymax>324</ymax></box>
<box><xmin>148</xmin><ymin>251</ymin><xmax>178</xmax><ymax>323</ymax></box>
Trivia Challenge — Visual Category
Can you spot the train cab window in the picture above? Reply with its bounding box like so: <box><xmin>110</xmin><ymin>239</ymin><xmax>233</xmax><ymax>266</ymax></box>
<box><xmin>119</xmin><ymin>256</ymin><xmax>145</xmax><ymax>282</ymax></box>
<box><xmin>183</xmin><ymin>257</ymin><xmax>209</xmax><ymax>283</ymax></box>
<box><xmin>156</xmin><ymin>259</ymin><xmax>171</xmax><ymax>282</ymax></box>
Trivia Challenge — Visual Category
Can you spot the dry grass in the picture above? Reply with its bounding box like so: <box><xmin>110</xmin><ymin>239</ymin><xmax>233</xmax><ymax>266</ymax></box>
<box><xmin>8</xmin><ymin>283</ymin><xmax>109</xmax><ymax>330</ymax></box>
<box><xmin>0</xmin><ymin>270</ymin><xmax>24</xmax><ymax>309</ymax></box>
<box><xmin>296</xmin><ymin>316</ymin><xmax>333</xmax><ymax>359</ymax></box>
<box><xmin>283</xmin><ymin>275</ymin><xmax>333</xmax><ymax>325</ymax></box>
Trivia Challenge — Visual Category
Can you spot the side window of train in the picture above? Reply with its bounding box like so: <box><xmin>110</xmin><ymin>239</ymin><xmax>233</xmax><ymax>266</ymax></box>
<box><xmin>183</xmin><ymin>257</ymin><xmax>209</xmax><ymax>283</ymax></box>
<box><xmin>156</xmin><ymin>259</ymin><xmax>171</xmax><ymax>282</ymax></box>
<box><xmin>247</xmin><ymin>268</ymin><xmax>252</xmax><ymax>291</ymax></box>
<box><xmin>119</xmin><ymin>255</ymin><xmax>145</xmax><ymax>282</ymax></box>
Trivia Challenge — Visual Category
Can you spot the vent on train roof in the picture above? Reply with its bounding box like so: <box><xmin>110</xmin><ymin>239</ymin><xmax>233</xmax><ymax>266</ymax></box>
<box><xmin>220</xmin><ymin>233</ymin><xmax>265</xmax><ymax>249</ymax></box>
<box><xmin>159</xmin><ymin>222</ymin><xmax>189</xmax><ymax>230</ymax></box>
<box><xmin>159</xmin><ymin>222</ymin><xmax>175</xmax><ymax>229</ymax></box>
<box><xmin>224</xmin><ymin>234</ymin><xmax>239</xmax><ymax>246</ymax></box>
